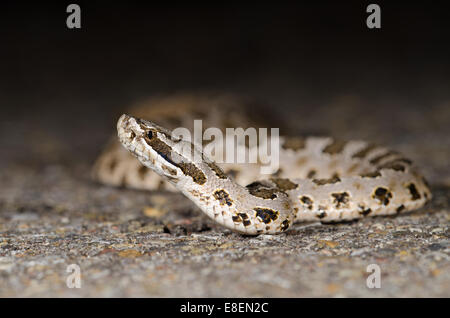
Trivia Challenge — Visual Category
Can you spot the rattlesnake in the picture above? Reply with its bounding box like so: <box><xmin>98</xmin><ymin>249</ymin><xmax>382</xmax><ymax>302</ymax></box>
<box><xmin>93</xmin><ymin>94</ymin><xmax>431</xmax><ymax>235</ymax></box>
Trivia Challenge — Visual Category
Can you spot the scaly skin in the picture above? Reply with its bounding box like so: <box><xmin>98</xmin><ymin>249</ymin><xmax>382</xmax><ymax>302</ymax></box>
<box><xmin>113</xmin><ymin>113</ymin><xmax>431</xmax><ymax>235</ymax></box>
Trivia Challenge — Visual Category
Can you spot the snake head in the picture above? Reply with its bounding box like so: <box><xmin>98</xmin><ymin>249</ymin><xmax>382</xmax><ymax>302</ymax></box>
<box><xmin>117</xmin><ymin>114</ymin><xmax>185</xmax><ymax>181</ymax></box>
<box><xmin>117</xmin><ymin>114</ymin><xmax>168</xmax><ymax>146</ymax></box>
<box><xmin>117</xmin><ymin>114</ymin><xmax>200</xmax><ymax>183</ymax></box>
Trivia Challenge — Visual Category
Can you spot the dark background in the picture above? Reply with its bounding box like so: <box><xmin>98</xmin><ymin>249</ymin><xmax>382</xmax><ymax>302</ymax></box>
<box><xmin>0</xmin><ymin>1</ymin><xmax>449</xmax><ymax>168</ymax></box>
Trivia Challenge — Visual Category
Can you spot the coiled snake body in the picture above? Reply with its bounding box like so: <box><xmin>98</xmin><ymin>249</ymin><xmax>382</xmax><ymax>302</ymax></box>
<box><xmin>93</xmin><ymin>95</ymin><xmax>431</xmax><ymax>235</ymax></box>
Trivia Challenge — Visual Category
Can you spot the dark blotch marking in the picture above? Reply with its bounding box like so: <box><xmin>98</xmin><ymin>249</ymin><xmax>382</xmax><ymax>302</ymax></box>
<box><xmin>312</xmin><ymin>176</ymin><xmax>341</xmax><ymax>186</ymax></box>
<box><xmin>213</xmin><ymin>189</ymin><xmax>233</xmax><ymax>206</ymax></box>
<box><xmin>378</xmin><ymin>158</ymin><xmax>412</xmax><ymax>172</ymax></box>
<box><xmin>360</xmin><ymin>171</ymin><xmax>381</xmax><ymax>178</ymax></box>
<box><xmin>331</xmin><ymin>192</ymin><xmax>350</xmax><ymax>208</ymax></box>
<box><xmin>246</xmin><ymin>181</ymin><xmax>278</xmax><ymax>199</ymax></box>
<box><xmin>281</xmin><ymin>219</ymin><xmax>290</xmax><ymax>231</ymax></box>
<box><xmin>358</xmin><ymin>205</ymin><xmax>372</xmax><ymax>216</ymax></box>
<box><xmin>378</xmin><ymin>162</ymin><xmax>405</xmax><ymax>172</ymax></box>
<box><xmin>144</xmin><ymin>129</ymin><xmax>175</xmax><ymax>163</ymax></box>
<box><xmin>352</xmin><ymin>143</ymin><xmax>377</xmax><ymax>159</ymax></box>
<box><xmin>316</xmin><ymin>207</ymin><xmax>327</xmax><ymax>219</ymax></box>
<box><xmin>373</xmin><ymin>187</ymin><xmax>393</xmax><ymax>205</ymax></box>
<box><xmin>396</xmin><ymin>158</ymin><xmax>413</xmax><ymax>165</ymax></box>
<box><xmin>144</xmin><ymin>128</ymin><xmax>206</xmax><ymax>185</ymax></box>
<box><xmin>396</xmin><ymin>204</ymin><xmax>405</xmax><ymax>213</ymax></box>
<box><xmin>232</xmin><ymin>215</ymin><xmax>242</xmax><ymax>223</ymax></box>
<box><xmin>300</xmin><ymin>196</ymin><xmax>314</xmax><ymax>210</ymax></box>
<box><xmin>254</xmin><ymin>208</ymin><xmax>279</xmax><ymax>224</ymax></box>
<box><xmin>270</xmin><ymin>178</ymin><xmax>298</xmax><ymax>191</ymax></box>
<box><xmin>331</xmin><ymin>172</ymin><xmax>340</xmax><ymax>179</ymax></box>
<box><xmin>323</xmin><ymin>139</ymin><xmax>347</xmax><ymax>155</ymax></box>
<box><xmin>177</xmin><ymin>162</ymin><xmax>207</xmax><ymax>185</ymax></box>
<box><xmin>369</xmin><ymin>151</ymin><xmax>398</xmax><ymax>164</ymax></box>
<box><xmin>239</xmin><ymin>213</ymin><xmax>249</xmax><ymax>221</ymax></box>
<box><xmin>282</xmin><ymin>137</ymin><xmax>305</xmax><ymax>151</ymax></box>
<box><xmin>307</xmin><ymin>170</ymin><xmax>317</xmax><ymax>178</ymax></box>
<box><xmin>207</xmin><ymin>162</ymin><xmax>228</xmax><ymax>179</ymax></box>
<box><xmin>407</xmin><ymin>183</ymin><xmax>421</xmax><ymax>200</ymax></box>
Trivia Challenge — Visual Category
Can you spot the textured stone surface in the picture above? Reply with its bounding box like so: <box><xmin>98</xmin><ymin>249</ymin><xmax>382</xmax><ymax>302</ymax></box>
<box><xmin>0</xmin><ymin>95</ymin><xmax>449</xmax><ymax>297</ymax></box>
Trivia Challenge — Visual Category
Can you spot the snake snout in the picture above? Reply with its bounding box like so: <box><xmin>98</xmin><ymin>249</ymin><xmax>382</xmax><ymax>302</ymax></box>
<box><xmin>117</xmin><ymin>114</ymin><xmax>140</xmax><ymax>145</ymax></box>
<box><xmin>117</xmin><ymin>114</ymin><xmax>131</xmax><ymax>132</ymax></box>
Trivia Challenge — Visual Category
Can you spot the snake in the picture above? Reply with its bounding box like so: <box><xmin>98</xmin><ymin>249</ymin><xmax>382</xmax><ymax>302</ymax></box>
<box><xmin>93</xmin><ymin>94</ymin><xmax>432</xmax><ymax>235</ymax></box>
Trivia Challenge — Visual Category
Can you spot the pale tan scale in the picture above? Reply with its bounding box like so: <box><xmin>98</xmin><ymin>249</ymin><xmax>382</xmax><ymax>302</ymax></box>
<box><xmin>93</xmin><ymin>94</ymin><xmax>432</xmax><ymax>235</ymax></box>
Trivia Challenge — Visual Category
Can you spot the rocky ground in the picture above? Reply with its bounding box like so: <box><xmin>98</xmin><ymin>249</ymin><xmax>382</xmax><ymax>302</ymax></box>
<box><xmin>0</xmin><ymin>94</ymin><xmax>449</xmax><ymax>297</ymax></box>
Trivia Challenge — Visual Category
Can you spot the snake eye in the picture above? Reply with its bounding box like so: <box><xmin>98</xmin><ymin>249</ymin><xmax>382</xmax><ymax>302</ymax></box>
<box><xmin>147</xmin><ymin>131</ymin><xmax>153</xmax><ymax>139</ymax></box>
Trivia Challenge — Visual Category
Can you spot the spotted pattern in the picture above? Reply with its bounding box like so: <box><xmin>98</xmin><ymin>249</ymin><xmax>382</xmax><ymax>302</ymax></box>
<box><xmin>331</xmin><ymin>192</ymin><xmax>350</xmax><ymax>208</ymax></box>
<box><xmin>323</xmin><ymin>140</ymin><xmax>347</xmax><ymax>155</ymax></box>
<box><xmin>208</xmin><ymin>162</ymin><xmax>228</xmax><ymax>179</ymax></box>
<box><xmin>352</xmin><ymin>143</ymin><xmax>377</xmax><ymax>159</ymax></box>
<box><xmin>312</xmin><ymin>176</ymin><xmax>341</xmax><ymax>186</ymax></box>
<box><xmin>271</xmin><ymin>178</ymin><xmax>298</xmax><ymax>191</ymax></box>
<box><xmin>358</xmin><ymin>205</ymin><xmax>372</xmax><ymax>216</ymax></box>
<box><xmin>360</xmin><ymin>171</ymin><xmax>381</xmax><ymax>178</ymax></box>
<box><xmin>177</xmin><ymin>162</ymin><xmax>207</xmax><ymax>185</ymax></box>
<box><xmin>254</xmin><ymin>208</ymin><xmax>279</xmax><ymax>224</ymax></box>
<box><xmin>378</xmin><ymin>159</ymin><xmax>411</xmax><ymax>172</ymax></box>
<box><xmin>306</xmin><ymin>170</ymin><xmax>317</xmax><ymax>178</ymax></box>
<box><xmin>239</xmin><ymin>213</ymin><xmax>252</xmax><ymax>227</ymax></box>
<box><xmin>109</xmin><ymin>111</ymin><xmax>433</xmax><ymax>235</ymax></box>
<box><xmin>369</xmin><ymin>151</ymin><xmax>398</xmax><ymax>164</ymax></box>
<box><xmin>300</xmin><ymin>196</ymin><xmax>314</xmax><ymax>210</ymax></box>
<box><xmin>407</xmin><ymin>183</ymin><xmax>421</xmax><ymax>200</ymax></box>
<box><xmin>316</xmin><ymin>206</ymin><xmax>327</xmax><ymax>219</ymax></box>
<box><xmin>143</xmin><ymin>127</ymin><xmax>207</xmax><ymax>184</ymax></box>
<box><xmin>213</xmin><ymin>189</ymin><xmax>233</xmax><ymax>206</ymax></box>
<box><xmin>280</xmin><ymin>219</ymin><xmax>290</xmax><ymax>231</ymax></box>
<box><xmin>373</xmin><ymin>187</ymin><xmax>393</xmax><ymax>205</ymax></box>
<box><xmin>396</xmin><ymin>204</ymin><xmax>405</xmax><ymax>213</ymax></box>
<box><xmin>246</xmin><ymin>182</ymin><xmax>278</xmax><ymax>199</ymax></box>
